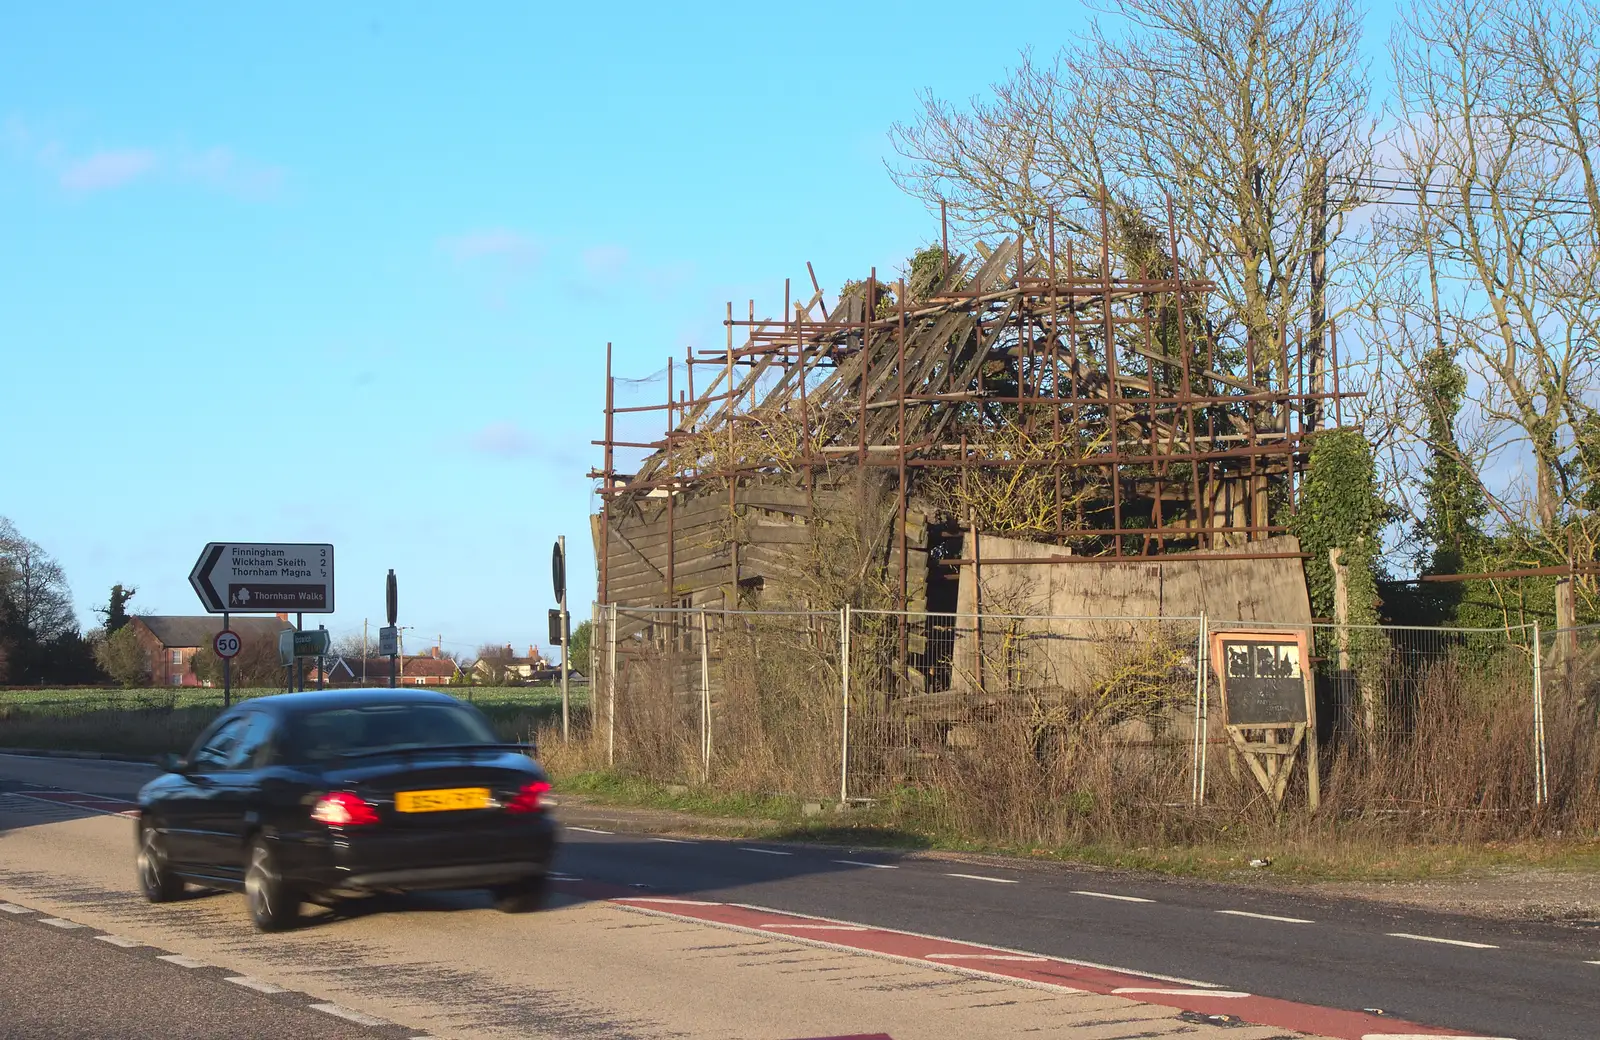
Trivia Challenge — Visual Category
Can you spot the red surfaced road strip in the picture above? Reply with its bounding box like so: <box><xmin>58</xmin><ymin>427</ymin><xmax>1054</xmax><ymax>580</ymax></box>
<box><xmin>24</xmin><ymin>788</ymin><xmax>1504</xmax><ymax>1039</ymax></box>
<box><xmin>595</xmin><ymin>895</ymin><xmax>1508</xmax><ymax>1040</ymax></box>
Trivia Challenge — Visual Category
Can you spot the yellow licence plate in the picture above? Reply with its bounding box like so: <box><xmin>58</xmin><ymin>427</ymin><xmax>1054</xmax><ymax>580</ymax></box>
<box><xmin>394</xmin><ymin>787</ymin><xmax>491</xmax><ymax>813</ymax></box>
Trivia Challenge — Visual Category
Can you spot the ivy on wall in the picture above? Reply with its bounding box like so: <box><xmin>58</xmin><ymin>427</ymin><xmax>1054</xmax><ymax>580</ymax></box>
<box><xmin>1291</xmin><ymin>429</ymin><xmax>1386</xmax><ymax>625</ymax></box>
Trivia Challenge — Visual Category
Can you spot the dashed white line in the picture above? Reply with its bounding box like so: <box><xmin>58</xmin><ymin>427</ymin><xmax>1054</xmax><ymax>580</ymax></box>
<box><xmin>1114</xmin><ymin>987</ymin><xmax>1251</xmax><ymax>998</ymax></box>
<box><xmin>1587</xmin><ymin>960</ymin><xmax>1600</xmax><ymax>966</ymax></box>
<box><xmin>0</xmin><ymin>903</ymin><xmax>33</xmax><ymax>914</ymax></box>
<box><xmin>760</xmin><ymin>923</ymin><xmax>871</xmax><ymax>931</ymax></box>
<box><xmin>946</xmin><ymin>872</ymin><xmax>1018</xmax><ymax>884</ymax></box>
<box><xmin>568</xmin><ymin>826</ymin><xmax>612</xmax><ymax>835</ymax></box>
<box><xmin>832</xmin><ymin>859</ymin><xmax>897</xmax><ymax>869</ymax></box>
<box><xmin>309</xmin><ymin>1004</ymin><xmax>389</xmax><ymax>1027</ymax></box>
<box><xmin>95</xmin><ymin>934</ymin><xmax>143</xmax><ymax>948</ymax></box>
<box><xmin>650</xmin><ymin>837</ymin><xmax>696</xmax><ymax>844</ymax></box>
<box><xmin>1216</xmin><ymin>909</ymin><xmax>1314</xmax><ymax>924</ymax></box>
<box><xmin>739</xmin><ymin>847</ymin><xmax>793</xmax><ymax>856</ymax></box>
<box><xmin>926</xmin><ymin>953</ymin><xmax>1049</xmax><ymax>961</ymax></box>
<box><xmin>157</xmin><ymin>954</ymin><xmax>208</xmax><ymax>968</ymax></box>
<box><xmin>1386</xmin><ymin>932</ymin><xmax>1499</xmax><ymax>950</ymax></box>
<box><xmin>39</xmin><ymin>917</ymin><xmax>84</xmax><ymax>929</ymax></box>
<box><xmin>1072</xmin><ymin>890</ymin><xmax>1153</xmax><ymax>903</ymax></box>
<box><xmin>227</xmin><ymin>976</ymin><xmax>285</xmax><ymax>994</ymax></box>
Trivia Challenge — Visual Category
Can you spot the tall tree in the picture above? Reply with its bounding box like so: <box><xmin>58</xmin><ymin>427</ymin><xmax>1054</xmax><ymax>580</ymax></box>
<box><xmin>95</xmin><ymin>584</ymin><xmax>138</xmax><ymax>634</ymax></box>
<box><xmin>890</xmin><ymin>0</ymin><xmax>1376</xmax><ymax>375</ymax></box>
<box><xmin>0</xmin><ymin>517</ymin><xmax>76</xmax><ymax>641</ymax></box>
<box><xmin>1371</xmin><ymin>0</ymin><xmax>1600</xmax><ymax>626</ymax></box>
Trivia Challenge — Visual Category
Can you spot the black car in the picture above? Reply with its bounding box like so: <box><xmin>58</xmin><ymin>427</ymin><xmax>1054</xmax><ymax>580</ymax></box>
<box><xmin>135</xmin><ymin>688</ymin><xmax>558</xmax><ymax>932</ymax></box>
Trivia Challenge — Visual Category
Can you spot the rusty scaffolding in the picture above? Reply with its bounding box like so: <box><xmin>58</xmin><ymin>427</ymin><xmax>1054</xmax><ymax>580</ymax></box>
<box><xmin>591</xmin><ymin>205</ymin><xmax>1357</xmax><ymax>611</ymax></box>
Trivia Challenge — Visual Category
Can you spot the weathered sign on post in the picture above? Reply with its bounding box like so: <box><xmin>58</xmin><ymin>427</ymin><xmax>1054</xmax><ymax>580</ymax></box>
<box><xmin>1209</xmin><ymin>628</ymin><xmax>1320</xmax><ymax>810</ymax></box>
<box><xmin>190</xmin><ymin>543</ymin><xmax>334</xmax><ymax>613</ymax></box>
<box><xmin>384</xmin><ymin>569</ymin><xmax>398</xmax><ymax>688</ymax></box>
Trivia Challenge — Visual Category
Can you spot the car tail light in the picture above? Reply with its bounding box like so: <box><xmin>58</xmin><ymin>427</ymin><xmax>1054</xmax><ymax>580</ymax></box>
<box><xmin>504</xmin><ymin>780</ymin><xmax>551</xmax><ymax>814</ymax></box>
<box><xmin>310</xmin><ymin>792</ymin><xmax>380</xmax><ymax>826</ymax></box>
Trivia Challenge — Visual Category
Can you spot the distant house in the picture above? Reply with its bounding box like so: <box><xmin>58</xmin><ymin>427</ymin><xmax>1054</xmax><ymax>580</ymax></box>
<box><xmin>127</xmin><ymin>615</ymin><xmax>292</xmax><ymax>687</ymax></box>
<box><xmin>472</xmin><ymin>645</ymin><xmax>552</xmax><ymax>684</ymax></box>
<box><xmin>311</xmin><ymin>648</ymin><xmax>460</xmax><ymax>687</ymax></box>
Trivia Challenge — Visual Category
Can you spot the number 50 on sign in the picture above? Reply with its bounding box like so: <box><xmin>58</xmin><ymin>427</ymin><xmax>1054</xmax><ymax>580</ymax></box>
<box><xmin>214</xmin><ymin>631</ymin><xmax>242</xmax><ymax>659</ymax></box>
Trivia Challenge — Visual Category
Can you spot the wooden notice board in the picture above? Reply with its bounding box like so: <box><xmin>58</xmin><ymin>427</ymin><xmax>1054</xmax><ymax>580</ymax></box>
<box><xmin>1208</xmin><ymin>629</ymin><xmax>1319</xmax><ymax>810</ymax></box>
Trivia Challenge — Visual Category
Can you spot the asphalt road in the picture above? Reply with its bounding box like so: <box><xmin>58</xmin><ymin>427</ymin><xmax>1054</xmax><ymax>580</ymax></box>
<box><xmin>0</xmin><ymin>909</ymin><xmax>396</xmax><ymax>1040</ymax></box>
<box><xmin>2</xmin><ymin>752</ymin><xmax>1595</xmax><ymax>1039</ymax></box>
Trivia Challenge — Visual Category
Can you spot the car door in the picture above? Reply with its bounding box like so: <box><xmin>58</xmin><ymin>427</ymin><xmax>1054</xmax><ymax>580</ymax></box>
<box><xmin>187</xmin><ymin>712</ymin><xmax>277</xmax><ymax>879</ymax></box>
<box><xmin>159</xmin><ymin>714</ymin><xmax>250</xmax><ymax>868</ymax></box>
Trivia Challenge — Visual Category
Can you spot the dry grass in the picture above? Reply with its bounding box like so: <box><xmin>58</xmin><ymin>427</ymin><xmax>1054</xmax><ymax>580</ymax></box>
<box><xmin>577</xmin><ymin>620</ymin><xmax>1600</xmax><ymax>866</ymax></box>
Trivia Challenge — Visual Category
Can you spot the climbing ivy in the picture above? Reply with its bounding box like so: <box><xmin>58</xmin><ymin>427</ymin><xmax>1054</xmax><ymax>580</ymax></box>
<box><xmin>1291</xmin><ymin>429</ymin><xmax>1387</xmax><ymax>624</ymax></box>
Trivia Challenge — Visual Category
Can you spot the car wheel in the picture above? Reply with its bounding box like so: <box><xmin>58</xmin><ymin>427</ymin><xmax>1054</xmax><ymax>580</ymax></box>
<box><xmin>136</xmin><ymin>822</ymin><xmax>185</xmax><ymax>903</ymax></box>
<box><xmin>492</xmin><ymin>873</ymin><xmax>549</xmax><ymax>914</ymax></box>
<box><xmin>244</xmin><ymin>837</ymin><xmax>301</xmax><ymax>932</ymax></box>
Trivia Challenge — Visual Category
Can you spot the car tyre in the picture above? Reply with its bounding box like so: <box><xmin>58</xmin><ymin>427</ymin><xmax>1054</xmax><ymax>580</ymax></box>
<box><xmin>136</xmin><ymin>821</ymin><xmax>185</xmax><ymax>903</ymax></box>
<box><xmin>245</xmin><ymin>837</ymin><xmax>301</xmax><ymax>932</ymax></box>
<box><xmin>492</xmin><ymin>873</ymin><xmax>549</xmax><ymax>914</ymax></box>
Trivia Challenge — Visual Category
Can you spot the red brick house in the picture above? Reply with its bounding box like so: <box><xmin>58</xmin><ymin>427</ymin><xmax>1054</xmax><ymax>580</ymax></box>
<box><xmin>126</xmin><ymin>615</ymin><xmax>293</xmax><ymax>686</ymax></box>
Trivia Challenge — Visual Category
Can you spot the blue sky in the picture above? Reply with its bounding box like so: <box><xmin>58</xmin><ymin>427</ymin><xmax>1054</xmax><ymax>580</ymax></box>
<box><xmin>1</xmin><ymin>3</ymin><xmax>1397</xmax><ymax>655</ymax></box>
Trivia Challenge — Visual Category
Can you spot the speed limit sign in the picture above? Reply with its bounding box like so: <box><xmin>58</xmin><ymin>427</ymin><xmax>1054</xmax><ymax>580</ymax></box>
<box><xmin>213</xmin><ymin>630</ymin><xmax>242</xmax><ymax>659</ymax></box>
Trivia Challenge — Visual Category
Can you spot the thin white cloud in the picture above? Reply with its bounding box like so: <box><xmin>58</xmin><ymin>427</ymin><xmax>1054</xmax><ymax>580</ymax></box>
<box><xmin>59</xmin><ymin>149</ymin><xmax>156</xmax><ymax>192</ymax></box>
<box><xmin>581</xmin><ymin>244</ymin><xmax>630</xmax><ymax>278</ymax></box>
<box><xmin>442</xmin><ymin>229</ymin><xmax>541</xmax><ymax>269</ymax></box>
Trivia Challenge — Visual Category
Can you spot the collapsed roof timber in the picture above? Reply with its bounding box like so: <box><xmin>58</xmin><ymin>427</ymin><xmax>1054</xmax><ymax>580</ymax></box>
<box><xmin>591</xmin><ymin>209</ymin><xmax>1357</xmax><ymax>620</ymax></box>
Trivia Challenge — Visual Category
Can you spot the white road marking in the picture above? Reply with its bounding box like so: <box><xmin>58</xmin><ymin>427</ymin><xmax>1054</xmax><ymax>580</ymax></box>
<box><xmin>1588</xmin><ymin>960</ymin><xmax>1600</xmax><ymax>965</ymax></box>
<box><xmin>40</xmin><ymin>917</ymin><xmax>84</xmax><ymax>929</ymax></box>
<box><xmin>1216</xmin><ymin>909</ymin><xmax>1314</xmax><ymax>924</ymax></box>
<box><xmin>946</xmin><ymin>872</ymin><xmax>1018</xmax><ymax>884</ymax></box>
<box><xmin>1362</xmin><ymin>1035</ymin><xmax>1520</xmax><ymax>1040</ymax></box>
<box><xmin>1073</xmin><ymin>890</ymin><xmax>1153</xmax><ymax>903</ymax></box>
<box><xmin>1386</xmin><ymin>932</ymin><xmax>1499</xmax><ymax>949</ymax></box>
<box><xmin>650</xmin><ymin>837</ymin><xmax>695</xmax><ymax>844</ymax></box>
<box><xmin>95</xmin><ymin>934</ymin><xmax>143</xmax><ymax>948</ymax></box>
<box><xmin>622</xmin><ymin>897</ymin><xmax>724</xmax><ymax>906</ymax></box>
<box><xmin>760</xmin><ymin>923</ymin><xmax>871</xmax><ymax>931</ymax></box>
<box><xmin>568</xmin><ymin>826</ymin><xmax>612</xmax><ymax>835</ymax></box>
<box><xmin>227</xmin><ymin>976</ymin><xmax>285</xmax><ymax>994</ymax></box>
<box><xmin>0</xmin><ymin>903</ymin><xmax>33</xmax><ymax>914</ymax></box>
<box><xmin>310</xmin><ymin>1004</ymin><xmax>389</xmax><ymax>1027</ymax></box>
<box><xmin>739</xmin><ymin>847</ymin><xmax>793</xmax><ymax>856</ymax></box>
<box><xmin>157</xmin><ymin>955</ymin><xmax>208</xmax><ymax>968</ymax></box>
<box><xmin>1114</xmin><ymin>987</ymin><xmax>1252</xmax><ymax>998</ymax></box>
<box><xmin>926</xmin><ymin>953</ymin><xmax>1049</xmax><ymax>961</ymax></box>
<box><xmin>832</xmin><ymin>859</ymin><xmax>897</xmax><ymax>869</ymax></box>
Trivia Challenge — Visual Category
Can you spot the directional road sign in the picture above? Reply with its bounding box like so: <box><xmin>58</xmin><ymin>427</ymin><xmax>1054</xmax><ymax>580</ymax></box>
<box><xmin>213</xmin><ymin>630</ymin><xmax>242</xmax><ymax>659</ymax></box>
<box><xmin>190</xmin><ymin>542</ymin><xmax>335</xmax><ymax>614</ymax></box>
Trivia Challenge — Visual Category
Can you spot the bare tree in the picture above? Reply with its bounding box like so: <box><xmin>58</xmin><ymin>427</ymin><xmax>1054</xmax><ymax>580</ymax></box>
<box><xmin>1369</xmin><ymin>0</ymin><xmax>1600</xmax><ymax>624</ymax></box>
<box><xmin>890</xmin><ymin>0</ymin><xmax>1377</xmax><ymax>376</ymax></box>
<box><xmin>475</xmin><ymin>643</ymin><xmax>513</xmax><ymax>684</ymax></box>
<box><xmin>0</xmin><ymin>517</ymin><xmax>77</xmax><ymax>640</ymax></box>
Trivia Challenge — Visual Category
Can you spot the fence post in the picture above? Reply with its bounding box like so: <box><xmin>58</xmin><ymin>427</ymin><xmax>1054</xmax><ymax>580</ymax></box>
<box><xmin>700</xmin><ymin>608</ymin><xmax>711</xmax><ymax>782</ymax></box>
<box><xmin>1532</xmin><ymin>621</ymin><xmax>1547</xmax><ymax>806</ymax></box>
<box><xmin>607</xmin><ymin>602</ymin><xmax>618</xmax><ymax>769</ymax></box>
<box><xmin>1192</xmin><ymin>613</ymin><xmax>1208</xmax><ymax>807</ymax></box>
<box><xmin>840</xmin><ymin>605</ymin><xmax>851</xmax><ymax>805</ymax></box>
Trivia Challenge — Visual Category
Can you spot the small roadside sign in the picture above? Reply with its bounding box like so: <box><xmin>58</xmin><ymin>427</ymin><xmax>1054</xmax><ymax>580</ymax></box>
<box><xmin>552</xmin><ymin>541</ymin><xmax>566</xmax><ymax>602</ymax></box>
<box><xmin>190</xmin><ymin>543</ymin><xmax>335</xmax><ymax>613</ymax></box>
<box><xmin>278</xmin><ymin>628</ymin><xmax>332</xmax><ymax>665</ymax></box>
<box><xmin>378</xmin><ymin>625</ymin><xmax>398</xmax><ymax>657</ymax></box>
<box><xmin>213</xmin><ymin>630</ymin><xmax>242</xmax><ymax>659</ymax></box>
<box><xmin>386</xmin><ymin>569</ymin><xmax>397</xmax><ymax>627</ymax></box>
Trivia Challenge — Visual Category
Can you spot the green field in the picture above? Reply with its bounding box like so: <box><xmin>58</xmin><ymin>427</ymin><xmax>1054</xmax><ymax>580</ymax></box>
<box><xmin>0</xmin><ymin>686</ymin><xmax>591</xmax><ymax>759</ymax></box>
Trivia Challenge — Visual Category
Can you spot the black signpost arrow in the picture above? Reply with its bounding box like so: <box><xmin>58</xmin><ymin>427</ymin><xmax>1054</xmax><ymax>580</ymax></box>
<box><xmin>190</xmin><ymin>544</ymin><xmax>226</xmax><ymax>611</ymax></box>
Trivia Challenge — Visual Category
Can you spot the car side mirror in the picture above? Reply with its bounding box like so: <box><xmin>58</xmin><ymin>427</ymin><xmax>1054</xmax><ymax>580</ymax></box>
<box><xmin>156</xmin><ymin>752</ymin><xmax>186</xmax><ymax>774</ymax></box>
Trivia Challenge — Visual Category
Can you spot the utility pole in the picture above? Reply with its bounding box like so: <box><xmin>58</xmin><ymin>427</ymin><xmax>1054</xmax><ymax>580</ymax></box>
<box><xmin>362</xmin><ymin>618</ymin><xmax>368</xmax><ymax>685</ymax></box>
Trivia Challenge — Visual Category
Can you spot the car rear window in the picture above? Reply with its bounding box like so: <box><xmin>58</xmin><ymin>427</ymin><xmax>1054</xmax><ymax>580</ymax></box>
<box><xmin>281</xmin><ymin>703</ymin><xmax>499</xmax><ymax>761</ymax></box>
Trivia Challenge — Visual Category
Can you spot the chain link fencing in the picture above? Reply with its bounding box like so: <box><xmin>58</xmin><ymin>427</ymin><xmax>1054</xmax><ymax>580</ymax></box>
<box><xmin>583</xmin><ymin>605</ymin><xmax>1589</xmax><ymax>840</ymax></box>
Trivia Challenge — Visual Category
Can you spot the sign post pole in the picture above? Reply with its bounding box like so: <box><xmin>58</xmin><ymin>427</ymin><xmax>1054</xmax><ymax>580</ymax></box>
<box><xmin>222</xmin><ymin>611</ymin><xmax>232</xmax><ymax>708</ymax></box>
<box><xmin>554</xmin><ymin>538</ymin><xmax>569</xmax><ymax>743</ymax></box>
<box><xmin>386</xmin><ymin>570</ymin><xmax>398</xmax><ymax>689</ymax></box>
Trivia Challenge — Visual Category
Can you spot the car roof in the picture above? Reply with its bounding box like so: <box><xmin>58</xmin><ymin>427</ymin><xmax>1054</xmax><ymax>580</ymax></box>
<box><xmin>238</xmin><ymin>688</ymin><xmax>469</xmax><ymax>717</ymax></box>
